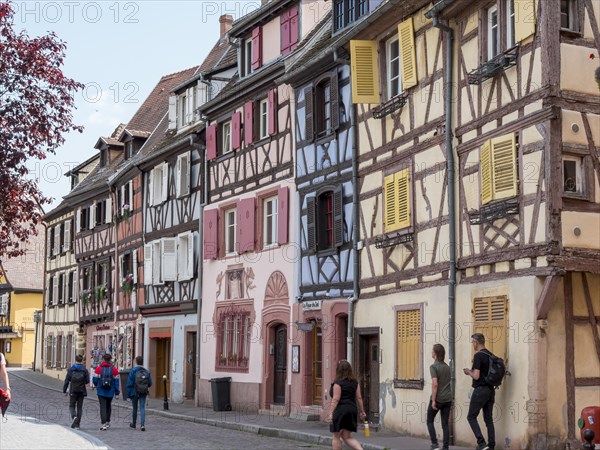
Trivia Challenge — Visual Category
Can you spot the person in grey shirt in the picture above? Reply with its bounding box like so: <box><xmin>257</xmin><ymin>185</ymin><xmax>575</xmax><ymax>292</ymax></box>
<box><xmin>427</xmin><ymin>344</ymin><xmax>452</xmax><ymax>450</ymax></box>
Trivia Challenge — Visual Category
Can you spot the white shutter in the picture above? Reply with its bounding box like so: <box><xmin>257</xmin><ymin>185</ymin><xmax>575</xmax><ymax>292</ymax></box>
<box><xmin>187</xmin><ymin>232</ymin><xmax>194</xmax><ymax>279</ymax></box>
<box><xmin>161</xmin><ymin>238</ymin><xmax>177</xmax><ymax>281</ymax></box>
<box><xmin>76</xmin><ymin>209</ymin><xmax>80</xmax><ymax>233</ymax></box>
<box><xmin>106</xmin><ymin>197</ymin><xmax>112</xmax><ymax>223</ymax></box>
<box><xmin>51</xmin><ymin>336</ymin><xmax>57</xmax><ymax>368</ymax></box>
<box><xmin>176</xmin><ymin>155</ymin><xmax>182</xmax><ymax>197</ymax></box>
<box><xmin>186</xmin><ymin>87</ymin><xmax>194</xmax><ymax>124</ymax></box>
<box><xmin>143</xmin><ymin>244</ymin><xmax>153</xmax><ymax>285</ymax></box>
<box><xmin>152</xmin><ymin>241</ymin><xmax>162</xmax><ymax>284</ymax></box>
<box><xmin>52</xmin><ymin>275</ymin><xmax>59</xmax><ymax>306</ymax></box>
<box><xmin>63</xmin><ymin>275</ymin><xmax>68</xmax><ymax>304</ymax></box>
<box><xmin>132</xmin><ymin>249</ymin><xmax>138</xmax><ymax>284</ymax></box>
<box><xmin>129</xmin><ymin>181</ymin><xmax>134</xmax><ymax>210</ymax></box>
<box><xmin>90</xmin><ymin>203</ymin><xmax>96</xmax><ymax>230</ymax></box>
<box><xmin>72</xmin><ymin>271</ymin><xmax>77</xmax><ymax>303</ymax></box>
<box><xmin>64</xmin><ymin>221</ymin><xmax>71</xmax><ymax>252</ymax></box>
<box><xmin>168</xmin><ymin>95</ymin><xmax>177</xmax><ymax>130</ymax></box>
<box><xmin>118</xmin><ymin>254</ymin><xmax>124</xmax><ymax>284</ymax></box>
<box><xmin>54</xmin><ymin>227</ymin><xmax>60</xmax><ymax>255</ymax></box>
<box><xmin>62</xmin><ymin>336</ymin><xmax>67</xmax><ymax>368</ymax></box>
<box><xmin>180</xmin><ymin>152</ymin><xmax>190</xmax><ymax>197</ymax></box>
<box><xmin>161</xmin><ymin>163</ymin><xmax>169</xmax><ymax>202</ymax></box>
<box><xmin>47</xmin><ymin>227</ymin><xmax>53</xmax><ymax>257</ymax></box>
<box><xmin>148</xmin><ymin>170</ymin><xmax>155</xmax><ymax>207</ymax></box>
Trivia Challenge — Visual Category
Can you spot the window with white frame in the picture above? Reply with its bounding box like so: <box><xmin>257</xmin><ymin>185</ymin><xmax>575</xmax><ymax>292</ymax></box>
<box><xmin>561</xmin><ymin>0</ymin><xmax>578</xmax><ymax>31</ymax></box>
<box><xmin>176</xmin><ymin>152</ymin><xmax>191</xmax><ymax>197</ymax></box>
<box><xmin>225</xmin><ymin>208</ymin><xmax>237</xmax><ymax>255</ymax></box>
<box><xmin>563</xmin><ymin>155</ymin><xmax>583</xmax><ymax>195</ymax></box>
<box><xmin>150</xmin><ymin>163</ymin><xmax>168</xmax><ymax>206</ymax></box>
<box><xmin>120</xmin><ymin>181</ymin><xmax>133</xmax><ymax>214</ymax></box>
<box><xmin>506</xmin><ymin>0</ymin><xmax>515</xmax><ymax>48</ymax></box>
<box><xmin>259</xmin><ymin>99</ymin><xmax>269</xmax><ymax>140</ymax></box>
<box><xmin>387</xmin><ymin>36</ymin><xmax>401</xmax><ymax>99</ymax></box>
<box><xmin>243</xmin><ymin>39</ymin><xmax>253</xmax><ymax>77</ymax></box>
<box><xmin>222</xmin><ymin>121</ymin><xmax>232</xmax><ymax>155</ymax></box>
<box><xmin>58</xmin><ymin>273</ymin><xmax>65</xmax><ymax>304</ymax></box>
<box><xmin>179</xmin><ymin>92</ymin><xmax>188</xmax><ymax>127</ymax></box>
<box><xmin>144</xmin><ymin>236</ymin><xmax>194</xmax><ymax>285</ymax></box>
<box><xmin>263</xmin><ymin>196</ymin><xmax>278</xmax><ymax>247</ymax></box>
<box><xmin>488</xmin><ymin>5</ymin><xmax>500</xmax><ymax>59</ymax></box>
<box><xmin>79</xmin><ymin>206</ymin><xmax>91</xmax><ymax>232</ymax></box>
<box><xmin>177</xmin><ymin>232</ymin><xmax>194</xmax><ymax>281</ymax></box>
<box><xmin>0</xmin><ymin>294</ymin><xmax>8</xmax><ymax>316</ymax></box>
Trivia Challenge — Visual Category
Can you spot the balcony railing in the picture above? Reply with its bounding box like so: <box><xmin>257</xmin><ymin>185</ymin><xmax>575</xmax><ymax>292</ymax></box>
<box><xmin>372</xmin><ymin>92</ymin><xmax>408</xmax><ymax>119</ymax></box>
<box><xmin>375</xmin><ymin>230</ymin><xmax>414</xmax><ymax>249</ymax></box>
<box><xmin>467</xmin><ymin>46</ymin><xmax>519</xmax><ymax>85</ymax></box>
<box><xmin>468</xmin><ymin>197</ymin><xmax>519</xmax><ymax>225</ymax></box>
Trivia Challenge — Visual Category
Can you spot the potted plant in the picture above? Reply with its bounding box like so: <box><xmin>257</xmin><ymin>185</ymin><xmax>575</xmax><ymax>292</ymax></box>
<box><xmin>219</xmin><ymin>354</ymin><xmax>227</xmax><ymax>365</ymax></box>
<box><xmin>121</xmin><ymin>274</ymin><xmax>135</xmax><ymax>295</ymax></box>
<box><xmin>122</xmin><ymin>203</ymin><xmax>131</xmax><ymax>222</ymax></box>
<box><xmin>95</xmin><ymin>285</ymin><xmax>106</xmax><ymax>301</ymax></box>
<box><xmin>81</xmin><ymin>289</ymin><xmax>91</xmax><ymax>304</ymax></box>
<box><xmin>238</xmin><ymin>355</ymin><xmax>248</xmax><ymax>366</ymax></box>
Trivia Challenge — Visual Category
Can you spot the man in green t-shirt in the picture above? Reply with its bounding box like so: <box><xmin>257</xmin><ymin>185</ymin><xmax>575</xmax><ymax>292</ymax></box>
<box><xmin>427</xmin><ymin>344</ymin><xmax>452</xmax><ymax>450</ymax></box>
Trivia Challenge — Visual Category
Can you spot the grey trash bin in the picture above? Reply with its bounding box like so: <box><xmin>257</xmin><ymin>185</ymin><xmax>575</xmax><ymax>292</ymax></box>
<box><xmin>210</xmin><ymin>377</ymin><xmax>232</xmax><ymax>411</ymax></box>
<box><xmin>119</xmin><ymin>369</ymin><xmax>131</xmax><ymax>400</ymax></box>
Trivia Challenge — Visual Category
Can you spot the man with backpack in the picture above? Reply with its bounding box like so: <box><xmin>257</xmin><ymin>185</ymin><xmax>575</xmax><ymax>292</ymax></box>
<box><xmin>126</xmin><ymin>356</ymin><xmax>152</xmax><ymax>431</ymax></box>
<box><xmin>63</xmin><ymin>354</ymin><xmax>90</xmax><ymax>429</ymax></box>
<box><xmin>463</xmin><ymin>333</ymin><xmax>501</xmax><ymax>450</ymax></box>
<box><xmin>92</xmin><ymin>353</ymin><xmax>120</xmax><ymax>431</ymax></box>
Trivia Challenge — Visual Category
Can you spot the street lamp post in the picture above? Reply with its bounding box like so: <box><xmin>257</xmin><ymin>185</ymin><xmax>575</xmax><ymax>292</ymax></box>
<box><xmin>32</xmin><ymin>310</ymin><xmax>42</xmax><ymax>372</ymax></box>
<box><xmin>163</xmin><ymin>375</ymin><xmax>169</xmax><ymax>410</ymax></box>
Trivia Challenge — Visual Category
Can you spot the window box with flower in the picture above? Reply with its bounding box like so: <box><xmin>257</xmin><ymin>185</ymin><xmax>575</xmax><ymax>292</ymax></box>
<box><xmin>81</xmin><ymin>289</ymin><xmax>92</xmax><ymax>304</ymax></box>
<box><xmin>122</xmin><ymin>204</ymin><xmax>131</xmax><ymax>222</ymax></box>
<box><xmin>121</xmin><ymin>273</ymin><xmax>135</xmax><ymax>295</ymax></box>
<box><xmin>95</xmin><ymin>284</ymin><xmax>107</xmax><ymax>301</ymax></box>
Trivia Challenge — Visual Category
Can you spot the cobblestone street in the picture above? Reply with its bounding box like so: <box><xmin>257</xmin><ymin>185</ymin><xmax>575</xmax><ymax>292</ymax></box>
<box><xmin>5</xmin><ymin>374</ymin><xmax>328</xmax><ymax>449</ymax></box>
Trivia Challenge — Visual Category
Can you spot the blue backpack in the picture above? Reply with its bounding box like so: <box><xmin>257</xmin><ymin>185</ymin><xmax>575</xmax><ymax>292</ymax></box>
<box><xmin>100</xmin><ymin>366</ymin><xmax>114</xmax><ymax>390</ymax></box>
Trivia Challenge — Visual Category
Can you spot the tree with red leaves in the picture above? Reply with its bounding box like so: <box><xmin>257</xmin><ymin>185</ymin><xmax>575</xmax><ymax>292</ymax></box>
<box><xmin>0</xmin><ymin>1</ymin><xmax>84</xmax><ymax>258</ymax></box>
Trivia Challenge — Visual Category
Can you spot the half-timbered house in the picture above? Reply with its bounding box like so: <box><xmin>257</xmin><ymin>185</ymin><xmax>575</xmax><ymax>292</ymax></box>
<box><xmin>63</xmin><ymin>125</ymin><xmax>124</xmax><ymax>374</ymax></box>
<box><xmin>42</xmin><ymin>200</ymin><xmax>79</xmax><ymax>377</ymax></box>
<box><xmin>340</xmin><ymin>0</ymin><xmax>599</xmax><ymax>448</ymax></box>
<box><xmin>198</xmin><ymin>0</ymin><xmax>329</xmax><ymax>413</ymax></box>
<box><xmin>279</xmin><ymin>11</ymin><xmax>359</xmax><ymax>418</ymax></box>
<box><xmin>109</xmin><ymin>71</ymin><xmax>194</xmax><ymax>377</ymax></box>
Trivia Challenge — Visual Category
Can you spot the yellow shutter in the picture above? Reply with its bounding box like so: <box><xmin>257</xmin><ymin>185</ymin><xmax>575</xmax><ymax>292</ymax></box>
<box><xmin>398</xmin><ymin>17</ymin><xmax>418</xmax><ymax>90</ymax></box>
<box><xmin>473</xmin><ymin>296</ymin><xmax>508</xmax><ymax>362</ymax></box>
<box><xmin>350</xmin><ymin>40</ymin><xmax>381</xmax><ymax>104</ymax></box>
<box><xmin>480</xmin><ymin>140</ymin><xmax>493</xmax><ymax>205</ymax></box>
<box><xmin>396</xmin><ymin>168</ymin><xmax>411</xmax><ymax>229</ymax></box>
<box><xmin>514</xmin><ymin>0</ymin><xmax>536</xmax><ymax>43</ymax></box>
<box><xmin>491</xmin><ymin>133</ymin><xmax>517</xmax><ymax>201</ymax></box>
<box><xmin>384</xmin><ymin>174</ymin><xmax>397</xmax><ymax>232</ymax></box>
<box><xmin>397</xmin><ymin>309</ymin><xmax>421</xmax><ymax>380</ymax></box>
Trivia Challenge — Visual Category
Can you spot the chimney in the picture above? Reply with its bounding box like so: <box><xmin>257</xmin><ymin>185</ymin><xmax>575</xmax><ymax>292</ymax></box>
<box><xmin>219</xmin><ymin>14</ymin><xmax>233</xmax><ymax>37</ymax></box>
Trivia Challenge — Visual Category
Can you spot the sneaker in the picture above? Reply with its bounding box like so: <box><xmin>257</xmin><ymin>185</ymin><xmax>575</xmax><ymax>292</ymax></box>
<box><xmin>129</xmin><ymin>423</ymin><xmax>136</xmax><ymax>429</ymax></box>
<box><xmin>431</xmin><ymin>444</ymin><xmax>440</xmax><ymax>450</ymax></box>
<box><xmin>141</xmin><ymin>426</ymin><xmax>145</xmax><ymax>431</ymax></box>
<box><xmin>105</xmin><ymin>422</ymin><xmax>110</xmax><ymax>429</ymax></box>
<box><xmin>476</xmin><ymin>445</ymin><xmax>489</xmax><ymax>450</ymax></box>
<box><xmin>100</xmin><ymin>425</ymin><xmax>108</xmax><ymax>431</ymax></box>
<box><xmin>71</xmin><ymin>417</ymin><xmax>77</xmax><ymax>429</ymax></box>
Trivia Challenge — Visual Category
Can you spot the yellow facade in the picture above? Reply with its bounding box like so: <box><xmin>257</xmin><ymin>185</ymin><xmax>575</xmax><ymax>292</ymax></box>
<box><xmin>5</xmin><ymin>291</ymin><xmax>43</xmax><ymax>367</ymax></box>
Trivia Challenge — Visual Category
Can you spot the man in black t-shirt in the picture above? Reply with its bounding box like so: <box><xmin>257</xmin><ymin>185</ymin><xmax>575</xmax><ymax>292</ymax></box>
<box><xmin>463</xmin><ymin>333</ymin><xmax>495</xmax><ymax>450</ymax></box>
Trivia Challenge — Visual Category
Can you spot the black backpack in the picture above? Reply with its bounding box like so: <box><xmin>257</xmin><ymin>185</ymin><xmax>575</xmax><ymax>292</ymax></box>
<box><xmin>70</xmin><ymin>369</ymin><xmax>86</xmax><ymax>393</ymax></box>
<box><xmin>100</xmin><ymin>366</ymin><xmax>114</xmax><ymax>390</ymax></box>
<box><xmin>483</xmin><ymin>351</ymin><xmax>506</xmax><ymax>388</ymax></box>
<box><xmin>134</xmin><ymin>368</ymin><xmax>150</xmax><ymax>395</ymax></box>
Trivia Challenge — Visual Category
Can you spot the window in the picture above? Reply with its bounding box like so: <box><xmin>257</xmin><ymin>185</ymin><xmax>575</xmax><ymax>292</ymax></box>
<box><xmin>95</xmin><ymin>200</ymin><xmax>108</xmax><ymax>226</ymax></box>
<box><xmin>178</xmin><ymin>87</ymin><xmax>195</xmax><ymax>127</ymax></box>
<box><xmin>152</xmin><ymin>241</ymin><xmax>162</xmax><ymax>285</ymax></box>
<box><xmin>180</xmin><ymin>92</ymin><xmax>187</xmax><ymax>127</ymax></box>
<box><xmin>480</xmin><ymin>133</ymin><xmax>518</xmax><ymax>205</ymax></box>
<box><xmin>120</xmin><ymin>181</ymin><xmax>133</xmax><ymax>214</ymax></box>
<box><xmin>79</xmin><ymin>206</ymin><xmax>91</xmax><ymax>232</ymax></box>
<box><xmin>259</xmin><ymin>99</ymin><xmax>269</xmax><ymax>140</ymax></box>
<box><xmin>243</xmin><ymin>39</ymin><xmax>253</xmax><ymax>76</ymax></box>
<box><xmin>473</xmin><ymin>296</ymin><xmax>508</xmax><ymax>362</ymax></box>
<box><xmin>48</xmin><ymin>276</ymin><xmax>54</xmax><ymax>306</ymax></box>
<box><xmin>263</xmin><ymin>196</ymin><xmax>278</xmax><ymax>247</ymax></box>
<box><xmin>150</xmin><ymin>163</ymin><xmax>168</xmax><ymax>206</ymax></box>
<box><xmin>100</xmin><ymin>149</ymin><xmax>107</xmax><ymax>167</ymax></box>
<box><xmin>49</xmin><ymin>226</ymin><xmax>56</xmax><ymax>257</ymax></box>
<box><xmin>216</xmin><ymin>305</ymin><xmax>252</xmax><ymax>371</ymax></box>
<box><xmin>387</xmin><ymin>36</ymin><xmax>401</xmax><ymax>99</ymax></box>
<box><xmin>563</xmin><ymin>155</ymin><xmax>583</xmax><ymax>195</ymax></box>
<box><xmin>395</xmin><ymin>306</ymin><xmax>423</xmax><ymax>388</ymax></box>
<box><xmin>177</xmin><ymin>232</ymin><xmax>194</xmax><ymax>281</ymax></box>
<box><xmin>68</xmin><ymin>271</ymin><xmax>75</xmax><ymax>303</ymax></box>
<box><xmin>176</xmin><ymin>152</ymin><xmax>191</xmax><ymax>197</ymax></box>
<box><xmin>222</xmin><ymin>121</ymin><xmax>232</xmax><ymax>155</ymax></box>
<box><xmin>225</xmin><ymin>208</ymin><xmax>237</xmax><ymax>255</ymax></box>
<box><xmin>56</xmin><ymin>335</ymin><xmax>63</xmax><ymax>369</ymax></box>
<box><xmin>121</xmin><ymin>253</ymin><xmax>133</xmax><ymax>282</ymax></box>
<box><xmin>96</xmin><ymin>262</ymin><xmax>108</xmax><ymax>291</ymax></box>
<box><xmin>506</xmin><ymin>0</ymin><xmax>515</xmax><ymax>48</ymax></box>
<box><xmin>561</xmin><ymin>0</ymin><xmax>578</xmax><ymax>31</ymax></box>
<box><xmin>334</xmin><ymin>0</ymin><xmax>369</xmax><ymax>32</ymax></box>
<box><xmin>488</xmin><ymin>5</ymin><xmax>500</xmax><ymax>59</ymax></box>
<box><xmin>316</xmin><ymin>81</ymin><xmax>332</xmax><ymax>137</ymax></box>
<box><xmin>307</xmin><ymin>187</ymin><xmax>343</xmax><ymax>253</ymax></box>
<box><xmin>58</xmin><ymin>273</ymin><xmax>65</xmax><ymax>305</ymax></box>
<box><xmin>384</xmin><ymin>168</ymin><xmax>412</xmax><ymax>232</ymax></box>
<box><xmin>0</xmin><ymin>294</ymin><xmax>8</xmax><ymax>316</ymax></box>
<box><xmin>66</xmin><ymin>334</ymin><xmax>73</xmax><ymax>368</ymax></box>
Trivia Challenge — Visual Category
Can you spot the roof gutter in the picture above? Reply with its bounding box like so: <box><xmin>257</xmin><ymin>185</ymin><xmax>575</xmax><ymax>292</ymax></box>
<box><xmin>425</xmin><ymin>1</ymin><xmax>457</xmax><ymax>444</ymax></box>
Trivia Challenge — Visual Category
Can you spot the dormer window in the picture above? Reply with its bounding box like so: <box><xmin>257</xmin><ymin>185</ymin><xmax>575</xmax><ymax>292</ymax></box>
<box><xmin>334</xmin><ymin>0</ymin><xmax>369</xmax><ymax>33</ymax></box>
<box><xmin>243</xmin><ymin>38</ymin><xmax>253</xmax><ymax>76</ymax></box>
<box><xmin>241</xmin><ymin>27</ymin><xmax>262</xmax><ymax>77</ymax></box>
<box><xmin>100</xmin><ymin>149</ymin><xmax>107</xmax><ymax>167</ymax></box>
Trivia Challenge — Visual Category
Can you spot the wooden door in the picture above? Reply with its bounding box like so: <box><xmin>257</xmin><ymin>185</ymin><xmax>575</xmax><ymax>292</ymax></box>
<box><xmin>311</xmin><ymin>323</ymin><xmax>323</xmax><ymax>405</ymax></box>
<box><xmin>185</xmin><ymin>332</ymin><xmax>197</xmax><ymax>399</ymax></box>
<box><xmin>273</xmin><ymin>325</ymin><xmax>287</xmax><ymax>404</ymax></box>
<box><xmin>155</xmin><ymin>338</ymin><xmax>171</xmax><ymax>399</ymax></box>
<box><xmin>359</xmin><ymin>333</ymin><xmax>379</xmax><ymax>423</ymax></box>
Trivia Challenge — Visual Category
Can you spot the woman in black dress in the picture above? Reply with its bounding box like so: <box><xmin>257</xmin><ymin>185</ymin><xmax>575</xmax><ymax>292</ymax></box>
<box><xmin>326</xmin><ymin>360</ymin><xmax>366</xmax><ymax>450</ymax></box>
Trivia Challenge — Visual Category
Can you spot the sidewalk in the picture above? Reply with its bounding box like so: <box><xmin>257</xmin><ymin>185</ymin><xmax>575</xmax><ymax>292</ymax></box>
<box><xmin>0</xmin><ymin>412</ymin><xmax>108</xmax><ymax>450</ymax></box>
<box><xmin>9</xmin><ymin>368</ymin><xmax>470</xmax><ymax>450</ymax></box>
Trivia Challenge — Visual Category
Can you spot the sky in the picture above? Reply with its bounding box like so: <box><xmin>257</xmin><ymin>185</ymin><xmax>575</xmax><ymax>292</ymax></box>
<box><xmin>16</xmin><ymin>0</ymin><xmax>261</xmax><ymax>211</ymax></box>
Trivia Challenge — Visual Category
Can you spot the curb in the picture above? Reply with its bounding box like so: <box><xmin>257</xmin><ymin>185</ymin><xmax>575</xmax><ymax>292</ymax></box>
<box><xmin>11</xmin><ymin>371</ymin><xmax>389</xmax><ymax>450</ymax></box>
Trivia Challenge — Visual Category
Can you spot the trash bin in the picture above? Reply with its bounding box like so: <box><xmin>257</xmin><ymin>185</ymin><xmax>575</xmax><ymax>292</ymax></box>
<box><xmin>210</xmin><ymin>377</ymin><xmax>232</xmax><ymax>411</ymax></box>
<box><xmin>579</xmin><ymin>406</ymin><xmax>600</xmax><ymax>444</ymax></box>
<box><xmin>119</xmin><ymin>369</ymin><xmax>131</xmax><ymax>400</ymax></box>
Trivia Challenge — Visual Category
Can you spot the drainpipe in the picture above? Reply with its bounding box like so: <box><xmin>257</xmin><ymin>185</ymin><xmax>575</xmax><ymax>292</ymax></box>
<box><xmin>333</xmin><ymin>51</ymin><xmax>358</xmax><ymax>366</ymax></box>
<box><xmin>426</xmin><ymin>0</ymin><xmax>457</xmax><ymax>437</ymax></box>
<box><xmin>189</xmin><ymin>134</ymin><xmax>206</xmax><ymax>407</ymax></box>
